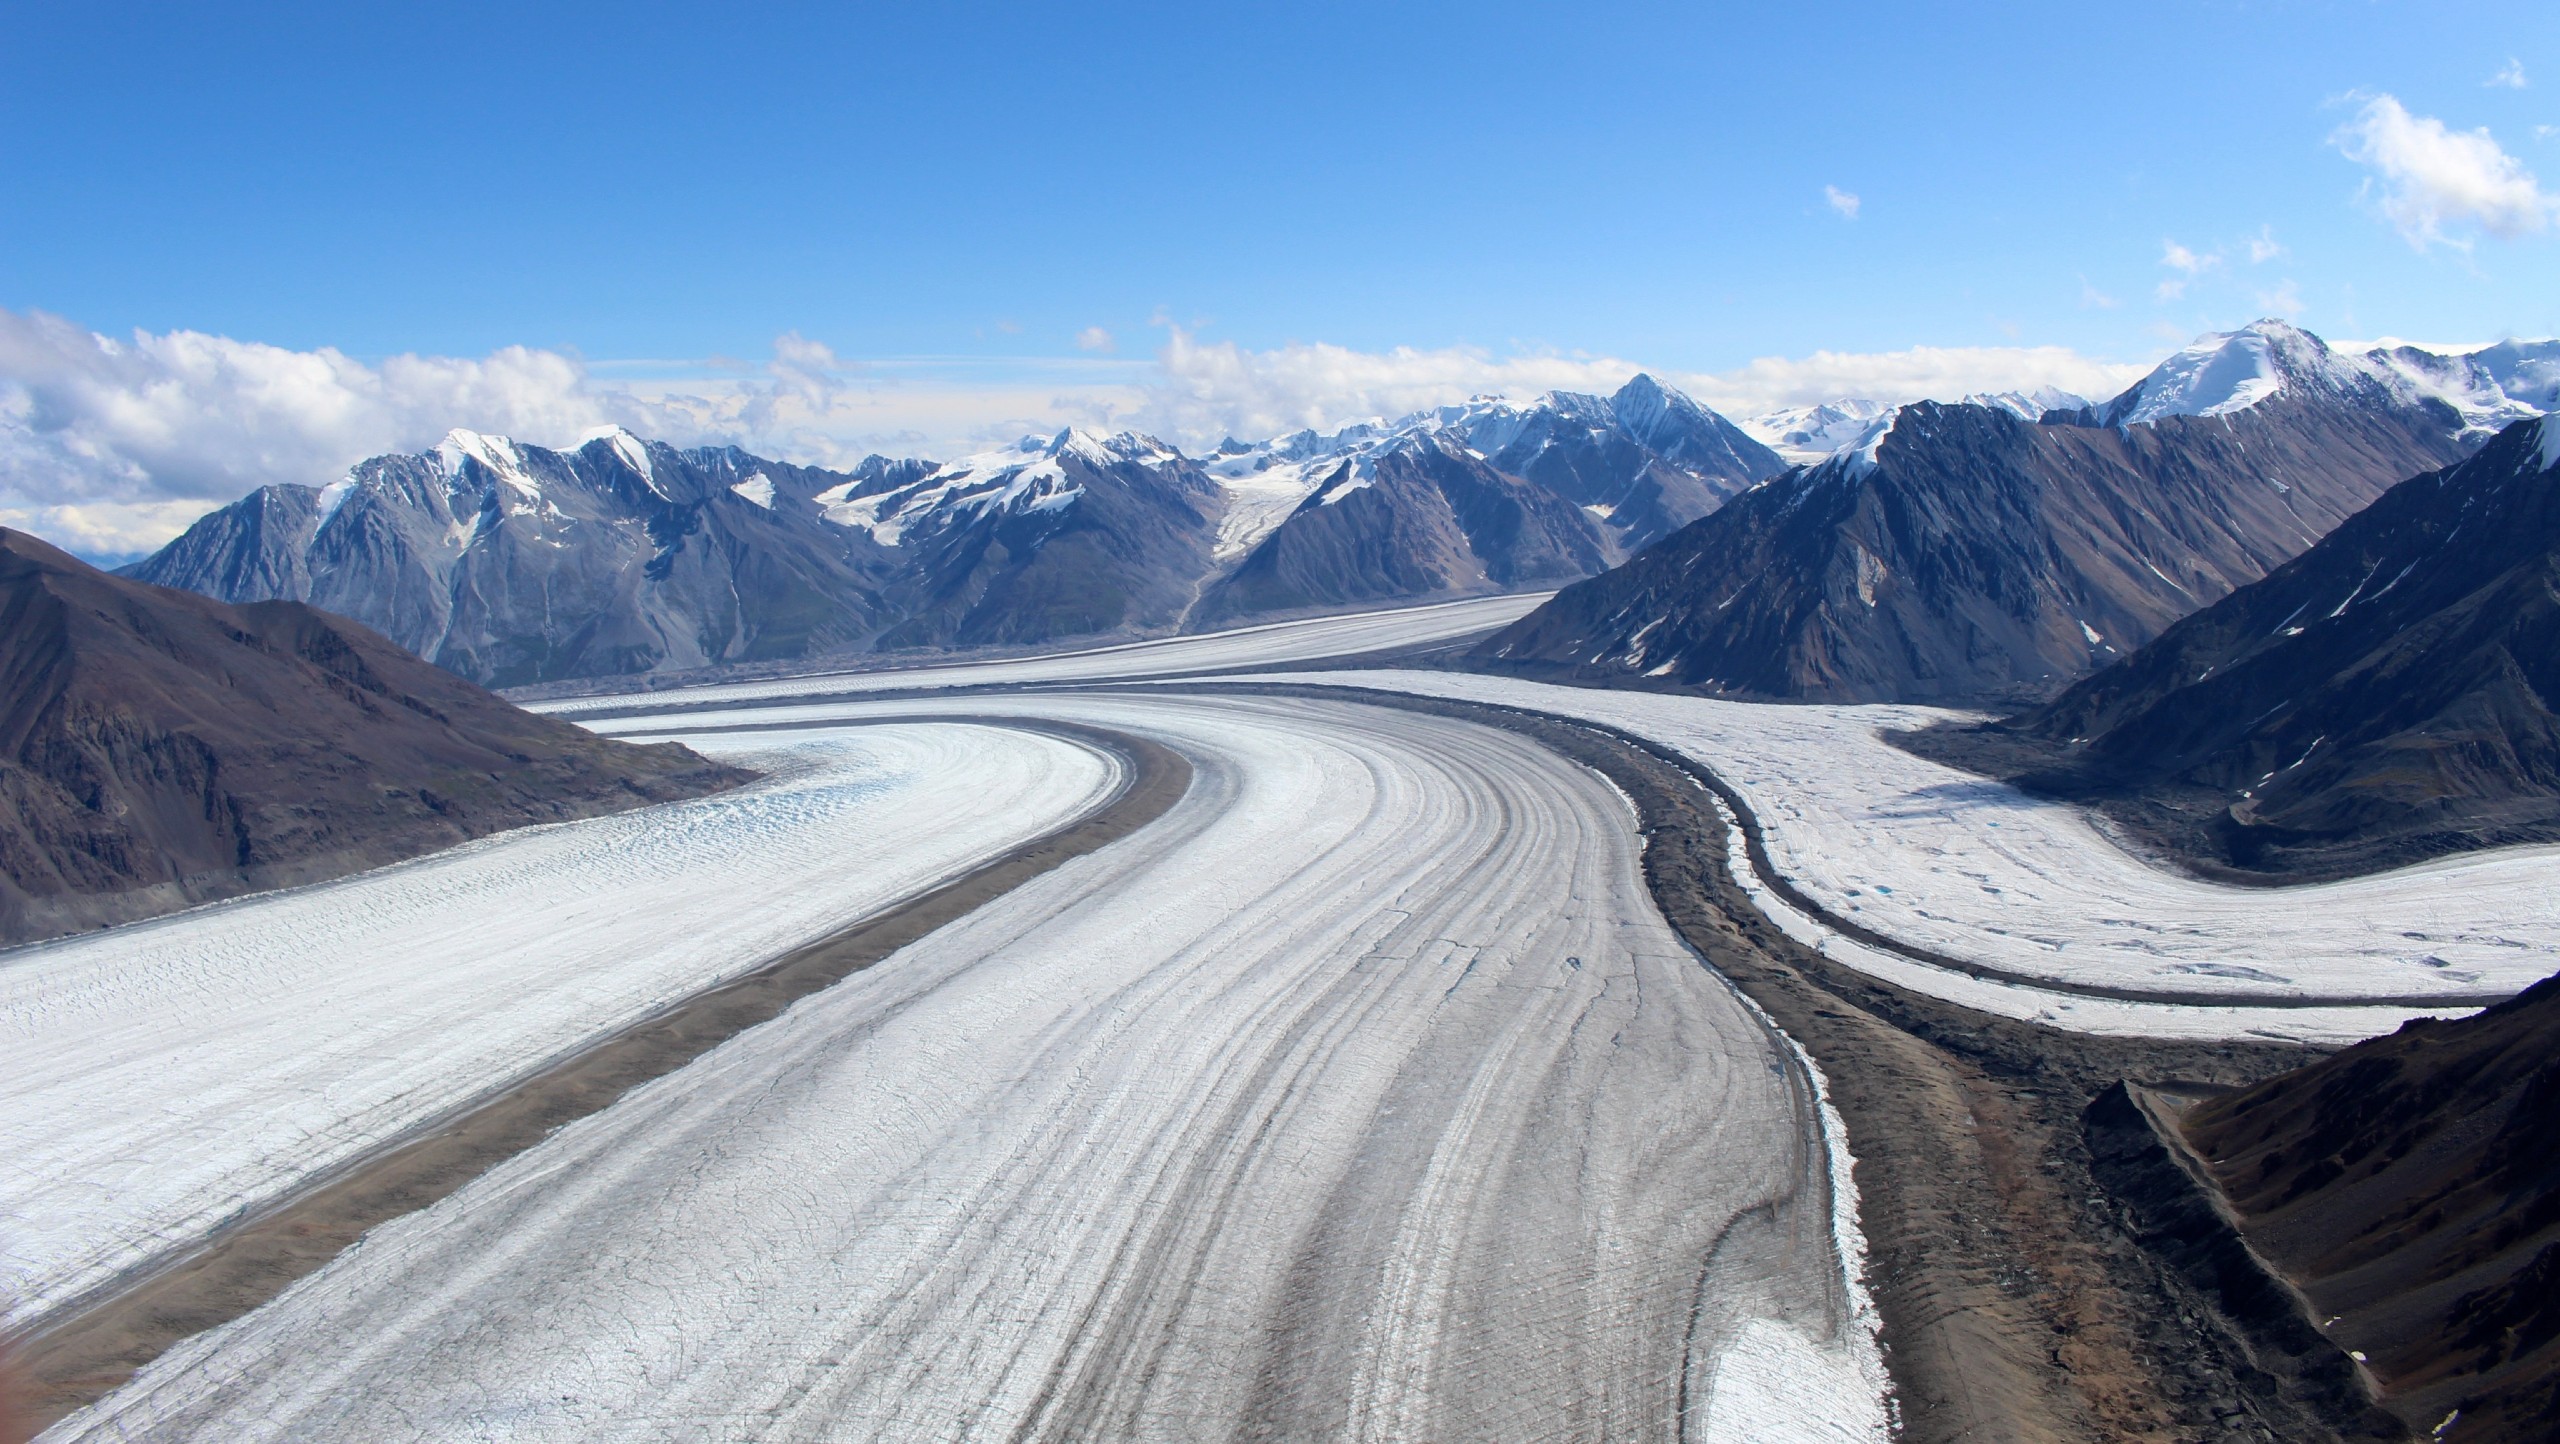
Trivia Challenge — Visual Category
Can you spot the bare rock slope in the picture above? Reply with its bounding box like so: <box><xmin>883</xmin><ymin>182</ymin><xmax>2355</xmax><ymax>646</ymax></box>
<box><xmin>1477</xmin><ymin>322</ymin><xmax>2514</xmax><ymax>703</ymax></box>
<box><xmin>2180</xmin><ymin>970</ymin><xmax>2560</xmax><ymax>1442</ymax></box>
<box><xmin>1937</xmin><ymin>415</ymin><xmax>2560</xmax><ymax>878</ymax></box>
<box><xmin>0</xmin><ymin>529</ymin><xmax>745</xmax><ymax>945</ymax></box>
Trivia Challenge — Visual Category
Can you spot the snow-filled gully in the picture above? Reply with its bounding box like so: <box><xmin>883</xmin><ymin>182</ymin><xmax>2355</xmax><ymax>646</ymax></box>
<box><xmin>45</xmin><ymin>691</ymin><xmax>1892</xmax><ymax>1443</ymax></box>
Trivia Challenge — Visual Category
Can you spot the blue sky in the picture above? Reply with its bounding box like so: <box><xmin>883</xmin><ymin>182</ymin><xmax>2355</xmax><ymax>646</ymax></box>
<box><xmin>2</xmin><ymin>0</ymin><xmax>2555</xmax><ymax>554</ymax></box>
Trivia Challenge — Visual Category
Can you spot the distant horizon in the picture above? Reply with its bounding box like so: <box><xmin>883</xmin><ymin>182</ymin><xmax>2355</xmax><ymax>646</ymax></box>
<box><xmin>6</xmin><ymin>1</ymin><xmax>2554</xmax><ymax>557</ymax></box>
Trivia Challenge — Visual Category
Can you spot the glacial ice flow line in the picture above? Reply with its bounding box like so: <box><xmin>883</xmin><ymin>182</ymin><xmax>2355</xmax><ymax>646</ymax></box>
<box><xmin>1170</xmin><ymin>672</ymin><xmax>2560</xmax><ymax>1031</ymax></box>
<box><xmin>0</xmin><ymin>722</ymin><xmax>1121</xmax><ymax>1329</ymax></box>
<box><xmin>526</xmin><ymin>590</ymin><xmax>1548</xmax><ymax>716</ymax></box>
<box><xmin>58</xmin><ymin>691</ymin><xmax>1890</xmax><ymax>1444</ymax></box>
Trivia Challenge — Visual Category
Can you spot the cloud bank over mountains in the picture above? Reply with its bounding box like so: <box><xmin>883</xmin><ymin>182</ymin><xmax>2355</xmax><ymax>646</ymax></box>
<box><xmin>0</xmin><ymin>307</ymin><xmax>2163</xmax><ymax>559</ymax></box>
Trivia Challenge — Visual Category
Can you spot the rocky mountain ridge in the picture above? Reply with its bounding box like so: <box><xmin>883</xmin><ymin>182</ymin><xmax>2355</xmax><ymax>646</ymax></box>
<box><xmin>1475</xmin><ymin>321</ymin><xmax>2527</xmax><ymax>704</ymax></box>
<box><xmin>129</xmin><ymin>376</ymin><xmax>1780</xmax><ymax>685</ymax></box>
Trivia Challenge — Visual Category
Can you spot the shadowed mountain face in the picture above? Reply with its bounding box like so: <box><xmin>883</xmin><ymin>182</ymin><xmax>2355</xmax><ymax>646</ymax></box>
<box><xmin>1472</xmin><ymin>322</ymin><xmax>2502</xmax><ymax>704</ymax></box>
<box><xmin>129</xmin><ymin>374</ymin><xmax>1781</xmax><ymax>686</ymax></box>
<box><xmin>0</xmin><ymin>530</ymin><xmax>746</xmax><ymax>945</ymax></box>
<box><xmin>2003</xmin><ymin>416</ymin><xmax>2560</xmax><ymax>875</ymax></box>
<box><xmin>2181</xmin><ymin>971</ymin><xmax>2560</xmax><ymax>1443</ymax></box>
<box><xmin>1188</xmin><ymin>434</ymin><xmax>1613</xmax><ymax>626</ymax></box>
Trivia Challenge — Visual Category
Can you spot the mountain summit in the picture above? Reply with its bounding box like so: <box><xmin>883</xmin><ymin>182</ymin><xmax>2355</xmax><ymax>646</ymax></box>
<box><xmin>131</xmin><ymin>379</ymin><xmax>1779</xmax><ymax>684</ymax></box>
<box><xmin>1474</xmin><ymin>323</ymin><xmax>2519</xmax><ymax>704</ymax></box>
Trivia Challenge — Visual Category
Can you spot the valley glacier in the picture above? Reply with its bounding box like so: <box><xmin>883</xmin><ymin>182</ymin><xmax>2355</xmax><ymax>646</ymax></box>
<box><xmin>51</xmin><ymin>692</ymin><xmax>1890</xmax><ymax>1443</ymax></box>
<box><xmin>0</xmin><ymin>723</ymin><xmax>1120</xmax><ymax>1328</ymax></box>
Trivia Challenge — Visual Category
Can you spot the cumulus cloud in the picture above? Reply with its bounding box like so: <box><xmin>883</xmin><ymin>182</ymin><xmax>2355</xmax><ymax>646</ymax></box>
<box><xmin>2486</xmin><ymin>57</ymin><xmax>2527</xmax><ymax>90</ymax></box>
<box><xmin>1074</xmin><ymin>326</ymin><xmax>1116</xmax><ymax>353</ymax></box>
<box><xmin>2154</xmin><ymin>239</ymin><xmax>2222</xmax><ymax>300</ymax></box>
<box><xmin>1130</xmin><ymin>331</ymin><xmax>1645</xmax><ymax>443</ymax></box>
<box><xmin>1128</xmin><ymin>328</ymin><xmax>2148</xmax><ymax>440</ymax></box>
<box><xmin>0</xmin><ymin>306</ymin><xmax>2158</xmax><ymax>559</ymax></box>
<box><xmin>1823</xmin><ymin>185</ymin><xmax>1861</xmax><ymax>220</ymax></box>
<box><xmin>1679</xmin><ymin>343</ymin><xmax>2150</xmax><ymax>418</ymax></box>
<box><xmin>0</xmin><ymin>308</ymin><xmax>1150</xmax><ymax>557</ymax></box>
<box><xmin>2330</xmin><ymin>93</ymin><xmax>2555</xmax><ymax>249</ymax></box>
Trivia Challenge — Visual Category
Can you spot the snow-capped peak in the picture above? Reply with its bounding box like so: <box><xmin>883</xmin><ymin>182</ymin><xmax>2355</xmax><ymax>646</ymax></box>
<box><xmin>434</xmin><ymin>428</ymin><xmax>524</xmax><ymax>477</ymax></box>
<box><xmin>1740</xmin><ymin>399</ymin><xmax>1892</xmax><ymax>466</ymax></box>
<box><xmin>2106</xmin><ymin>320</ymin><xmax>2559</xmax><ymax>434</ymax></box>
<box><xmin>2105</xmin><ymin>319</ymin><xmax>2343</xmax><ymax>427</ymax></box>
<box><xmin>573</xmin><ymin>424</ymin><xmax>657</xmax><ymax>481</ymax></box>
<box><xmin>1959</xmin><ymin>386</ymin><xmax>2090</xmax><ymax>420</ymax></box>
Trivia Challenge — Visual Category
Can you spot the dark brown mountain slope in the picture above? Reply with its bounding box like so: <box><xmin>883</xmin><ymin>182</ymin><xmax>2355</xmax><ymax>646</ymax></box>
<box><xmin>0</xmin><ymin>529</ymin><xmax>747</xmax><ymax>946</ymax></box>
<box><xmin>1475</xmin><ymin>389</ymin><xmax>2472</xmax><ymax>704</ymax></box>
<box><xmin>1924</xmin><ymin>415</ymin><xmax>2560</xmax><ymax>878</ymax></box>
<box><xmin>1474</xmin><ymin>322</ymin><xmax>2492</xmax><ymax>703</ymax></box>
<box><xmin>2179</xmin><ymin>971</ymin><xmax>2560</xmax><ymax>1443</ymax></box>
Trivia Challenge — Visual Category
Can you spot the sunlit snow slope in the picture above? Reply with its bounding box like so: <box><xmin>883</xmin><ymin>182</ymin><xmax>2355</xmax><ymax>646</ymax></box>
<box><xmin>0</xmin><ymin>723</ymin><xmax>1119</xmax><ymax>1327</ymax></box>
<box><xmin>55</xmin><ymin>693</ymin><xmax>1889</xmax><ymax>1443</ymax></box>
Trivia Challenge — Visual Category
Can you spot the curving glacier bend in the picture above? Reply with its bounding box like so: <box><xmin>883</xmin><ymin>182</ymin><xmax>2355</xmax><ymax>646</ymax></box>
<box><xmin>0</xmin><ymin>723</ymin><xmax>1121</xmax><ymax>1329</ymax></box>
<box><xmin>1209</xmin><ymin>671</ymin><xmax>2560</xmax><ymax>1042</ymax></box>
<box><xmin>47</xmin><ymin>692</ymin><xmax>1890</xmax><ymax>1443</ymax></box>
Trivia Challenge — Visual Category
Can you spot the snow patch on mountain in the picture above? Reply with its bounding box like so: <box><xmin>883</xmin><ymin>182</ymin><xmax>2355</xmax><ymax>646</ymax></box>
<box><xmin>1740</xmin><ymin>399</ymin><xmax>1893</xmax><ymax>466</ymax></box>
<box><xmin>730</xmin><ymin>473</ymin><xmax>776</xmax><ymax>509</ymax></box>
<box><xmin>2108</xmin><ymin>320</ymin><xmax>2557</xmax><ymax>434</ymax></box>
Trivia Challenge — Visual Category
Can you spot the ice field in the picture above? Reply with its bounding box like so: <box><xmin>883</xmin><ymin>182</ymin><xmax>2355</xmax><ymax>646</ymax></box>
<box><xmin>1243</xmin><ymin>672</ymin><xmax>2560</xmax><ymax>1035</ymax></box>
<box><xmin>53</xmin><ymin>692</ymin><xmax>1888</xmax><ymax>1442</ymax></box>
<box><xmin>531</xmin><ymin>591</ymin><xmax>1547</xmax><ymax>716</ymax></box>
<box><xmin>0</xmin><ymin>723</ymin><xmax>1118</xmax><ymax>1326</ymax></box>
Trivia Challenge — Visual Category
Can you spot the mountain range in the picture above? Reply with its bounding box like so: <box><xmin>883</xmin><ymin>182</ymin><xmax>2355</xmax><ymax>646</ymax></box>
<box><xmin>129</xmin><ymin>377</ymin><xmax>1780</xmax><ymax>686</ymax></box>
<box><xmin>1476</xmin><ymin>322</ymin><xmax>2556</xmax><ymax>704</ymax></box>
<box><xmin>0</xmin><ymin>529</ymin><xmax>743</xmax><ymax>944</ymax></box>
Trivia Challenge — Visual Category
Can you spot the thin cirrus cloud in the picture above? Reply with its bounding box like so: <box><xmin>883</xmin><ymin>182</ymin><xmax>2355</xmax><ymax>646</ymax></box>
<box><xmin>2329</xmin><ymin>93</ymin><xmax>2555</xmax><ymax>250</ymax></box>
<box><xmin>1823</xmin><ymin>185</ymin><xmax>1861</xmax><ymax>220</ymax></box>
<box><xmin>0</xmin><ymin>306</ymin><xmax>2155</xmax><ymax>559</ymax></box>
<box><xmin>2485</xmin><ymin>57</ymin><xmax>2527</xmax><ymax>90</ymax></box>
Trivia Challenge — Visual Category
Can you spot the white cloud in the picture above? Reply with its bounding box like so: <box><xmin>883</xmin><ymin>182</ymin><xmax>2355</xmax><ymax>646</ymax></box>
<box><xmin>0</xmin><ymin>306</ymin><xmax>2159</xmax><ymax>559</ymax></box>
<box><xmin>1074</xmin><ymin>326</ymin><xmax>1116</xmax><ymax>353</ymax></box>
<box><xmin>1678</xmin><ymin>343</ymin><xmax>2150</xmax><ymax>417</ymax></box>
<box><xmin>2247</xmin><ymin>225</ymin><xmax>2286</xmax><ymax>263</ymax></box>
<box><xmin>2154</xmin><ymin>239</ymin><xmax>2222</xmax><ymax>300</ymax></box>
<box><xmin>2254</xmin><ymin>278</ymin><xmax>2306</xmax><ymax>318</ymax></box>
<box><xmin>2486</xmin><ymin>57</ymin><xmax>2528</xmax><ymax>90</ymax></box>
<box><xmin>2078</xmin><ymin>277</ymin><xmax>2120</xmax><ymax>309</ymax></box>
<box><xmin>0</xmin><ymin>308</ymin><xmax>1153</xmax><ymax>557</ymax></box>
<box><xmin>1131</xmin><ymin>330</ymin><xmax>1644</xmax><ymax>444</ymax></box>
<box><xmin>2329</xmin><ymin>93</ymin><xmax>2555</xmax><ymax>249</ymax></box>
<box><xmin>1823</xmin><ymin>185</ymin><xmax>1861</xmax><ymax>220</ymax></box>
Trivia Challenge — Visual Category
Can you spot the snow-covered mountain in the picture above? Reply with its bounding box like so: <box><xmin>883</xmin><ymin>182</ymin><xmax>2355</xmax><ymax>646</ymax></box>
<box><xmin>1737</xmin><ymin>399</ymin><xmax>1893</xmax><ymax>466</ymax></box>
<box><xmin>131</xmin><ymin>377</ymin><xmax>1781</xmax><ymax>683</ymax></box>
<box><xmin>2104</xmin><ymin>320</ymin><xmax>2557</xmax><ymax>436</ymax></box>
<box><xmin>1480</xmin><ymin>322</ymin><xmax>2521</xmax><ymax>704</ymax></box>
